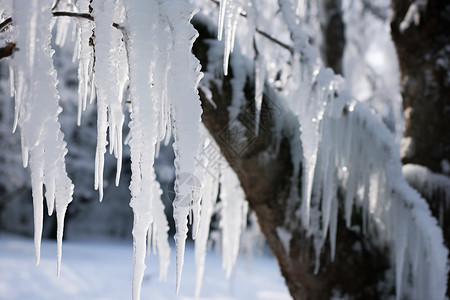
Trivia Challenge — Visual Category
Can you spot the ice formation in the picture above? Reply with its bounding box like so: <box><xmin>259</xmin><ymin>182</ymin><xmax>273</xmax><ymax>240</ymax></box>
<box><xmin>194</xmin><ymin>134</ymin><xmax>221</xmax><ymax>299</ymax></box>
<box><xmin>3</xmin><ymin>0</ymin><xmax>448</xmax><ymax>300</ymax></box>
<box><xmin>11</xmin><ymin>0</ymin><xmax>74</xmax><ymax>276</ymax></box>
<box><xmin>74</xmin><ymin>0</ymin><xmax>95</xmax><ymax>126</ymax></box>
<box><xmin>276</xmin><ymin>0</ymin><xmax>447</xmax><ymax>298</ymax></box>
<box><xmin>399</xmin><ymin>0</ymin><xmax>428</xmax><ymax>33</ymax></box>
<box><xmin>217</xmin><ymin>0</ymin><xmax>243</xmax><ymax>75</ymax></box>
<box><xmin>220</xmin><ymin>164</ymin><xmax>248</xmax><ymax>278</ymax></box>
<box><xmin>403</xmin><ymin>164</ymin><xmax>450</xmax><ymax>227</ymax></box>
<box><xmin>91</xmin><ymin>0</ymin><xmax>127</xmax><ymax>201</ymax></box>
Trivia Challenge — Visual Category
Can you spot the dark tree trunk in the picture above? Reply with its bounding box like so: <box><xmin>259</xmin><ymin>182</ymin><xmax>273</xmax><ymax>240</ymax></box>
<box><xmin>193</xmin><ymin>17</ymin><xmax>390</xmax><ymax>300</ymax></box>
<box><xmin>319</xmin><ymin>0</ymin><xmax>345</xmax><ymax>75</ymax></box>
<box><xmin>391</xmin><ymin>0</ymin><xmax>450</xmax><ymax>173</ymax></box>
<box><xmin>391</xmin><ymin>0</ymin><xmax>450</xmax><ymax>295</ymax></box>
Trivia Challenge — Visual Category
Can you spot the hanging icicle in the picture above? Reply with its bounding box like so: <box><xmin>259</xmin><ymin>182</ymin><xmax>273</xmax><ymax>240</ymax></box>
<box><xmin>11</xmin><ymin>0</ymin><xmax>74</xmax><ymax>276</ymax></box>
<box><xmin>91</xmin><ymin>0</ymin><xmax>126</xmax><ymax>201</ymax></box>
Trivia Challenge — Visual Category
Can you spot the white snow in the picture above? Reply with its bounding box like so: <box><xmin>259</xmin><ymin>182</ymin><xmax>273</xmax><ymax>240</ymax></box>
<box><xmin>0</xmin><ymin>234</ymin><xmax>290</xmax><ymax>300</ymax></box>
<box><xmin>403</xmin><ymin>164</ymin><xmax>450</xmax><ymax>226</ymax></box>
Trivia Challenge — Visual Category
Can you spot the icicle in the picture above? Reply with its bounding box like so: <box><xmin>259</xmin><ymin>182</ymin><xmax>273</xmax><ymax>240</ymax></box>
<box><xmin>194</xmin><ymin>135</ymin><xmax>221</xmax><ymax>299</ymax></box>
<box><xmin>92</xmin><ymin>0</ymin><xmax>126</xmax><ymax>201</ymax></box>
<box><xmin>12</xmin><ymin>0</ymin><xmax>74</xmax><ymax>273</ymax></box>
<box><xmin>152</xmin><ymin>185</ymin><xmax>171</xmax><ymax>281</ymax></box>
<box><xmin>394</xmin><ymin>201</ymin><xmax>407</xmax><ymax>299</ymax></box>
<box><xmin>272</xmin><ymin>0</ymin><xmax>448</xmax><ymax>296</ymax></box>
<box><xmin>254</xmin><ymin>40</ymin><xmax>265</xmax><ymax>134</ymax></box>
<box><xmin>159</xmin><ymin>0</ymin><xmax>205</xmax><ymax>292</ymax></box>
<box><xmin>124</xmin><ymin>0</ymin><xmax>159</xmax><ymax>296</ymax></box>
<box><xmin>220</xmin><ymin>164</ymin><xmax>246</xmax><ymax>278</ymax></box>
<box><xmin>123</xmin><ymin>0</ymin><xmax>194</xmax><ymax>297</ymax></box>
<box><xmin>8</xmin><ymin>63</ymin><xmax>14</xmax><ymax>99</ymax></box>
<box><xmin>217</xmin><ymin>0</ymin><xmax>242</xmax><ymax>75</ymax></box>
<box><xmin>227</xmin><ymin>50</ymin><xmax>247</xmax><ymax>124</ymax></box>
<box><xmin>30</xmin><ymin>147</ymin><xmax>44</xmax><ymax>265</ymax></box>
<box><xmin>75</xmin><ymin>0</ymin><xmax>95</xmax><ymax>126</ymax></box>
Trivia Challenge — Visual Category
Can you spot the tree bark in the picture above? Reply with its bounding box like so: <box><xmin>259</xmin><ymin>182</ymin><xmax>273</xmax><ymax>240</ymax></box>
<box><xmin>193</xmin><ymin>17</ymin><xmax>390</xmax><ymax>300</ymax></box>
<box><xmin>319</xmin><ymin>0</ymin><xmax>345</xmax><ymax>75</ymax></box>
<box><xmin>391</xmin><ymin>0</ymin><xmax>450</xmax><ymax>173</ymax></box>
<box><xmin>391</xmin><ymin>0</ymin><xmax>450</xmax><ymax>295</ymax></box>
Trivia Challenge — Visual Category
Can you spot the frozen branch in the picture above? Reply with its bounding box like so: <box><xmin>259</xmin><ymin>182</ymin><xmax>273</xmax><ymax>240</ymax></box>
<box><xmin>0</xmin><ymin>12</ymin><xmax>121</xmax><ymax>60</ymax></box>
<box><xmin>0</xmin><ymin>17</ymin><xmax>12</xmax><ymax>32</ymax></box>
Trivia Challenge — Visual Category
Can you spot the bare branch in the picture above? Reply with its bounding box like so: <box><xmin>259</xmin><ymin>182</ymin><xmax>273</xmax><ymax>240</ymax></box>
<box><xmin>255</xmin><ymin>28</ymin><xmax>293</xmax><ymax>53</ymax></box>
<box><xmin>0</xmin><ymin>11</ymin><xmax>123</xmax><ymax>60</ymax></box>
<box><xmin>208</xmin><ymin>0</ymin><xmax>294</xmax><ymax>53</ymax></box>
<box><xmin>0</xmin><ymin>17</ymin><xmax>12</xmax><ymax>32</ymax></box>
<box><xmin>52</xmin><ymin>11</ymin><xmax>94</xmax><ymax>21</ymax></box>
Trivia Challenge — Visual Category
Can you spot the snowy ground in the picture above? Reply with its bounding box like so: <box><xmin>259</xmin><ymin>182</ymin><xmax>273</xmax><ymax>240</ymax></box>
<box><xmin>0</xmin><ymin>234</ymin><xmax>291</xmax><ymax>300</ymax></box>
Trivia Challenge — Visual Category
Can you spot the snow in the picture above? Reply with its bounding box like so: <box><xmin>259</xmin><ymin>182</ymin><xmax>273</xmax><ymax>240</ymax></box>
<box><xmin>403</xmin><ymin>164</ymin><xmax>450</xmax><ymax>226</ymax></box>
<box><xmin>0</xmin><ymin>234</ymin><xmax>290</xmax><ymax>300</ymax></box>
<box><xmin>399</xmin><ymin>2</ymin><xmax>421</xmax><ymax>33</ymax></box>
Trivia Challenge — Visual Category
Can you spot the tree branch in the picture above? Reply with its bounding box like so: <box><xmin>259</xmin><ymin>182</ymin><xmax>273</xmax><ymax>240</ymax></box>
<box><xmin>254</xmin><ymin>28</ymin><xmax>293</xmax><ymax>53</ymax></box>
<box><xmin>208</xmin><ymin>0</ymin><xmax>294</xmax><ymax>53</ymax></box>
<box><xmin>193</xmin><ymin>16</ymin><xmax>391</xmax><ymax>299</ymax></box>
<box><xmin>0</xmin><ymin>42</ymin><xmax>17</xmax><ymax>59</ymax></box>
<box><xmin>52</xmin><ymin>11</ymin><xmax>94</xmax><ymax>21</ymax></box>
<box><xmin>0</xmin><ymin>17</ymin><xmax>12</xmax><ymax>32</ymax></box>
<box><xmin>0</xmin><ymin>6</ymin><xmax>289</xmax><ymax>60</ymax></box>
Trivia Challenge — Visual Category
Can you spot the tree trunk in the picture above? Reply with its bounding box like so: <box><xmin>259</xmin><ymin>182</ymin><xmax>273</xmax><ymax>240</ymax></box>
<box><xmin>193</xmin><ymin>17</ymin><xmax>390</xmax><ymax>300</ymax></box>
<box><xmin>319</xmin><ymin>0</ymin><xmax>345</xmax><ymax>75</ymax></box>
<box><xmin>391</xmin><ymin>0</ymin><xmax>450</xmax><ymax>173</ymax></box>
<box><xmin>391</xmin><ymin>0</ymin><xmax>450</xmax><ymax>295</ymax></box>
